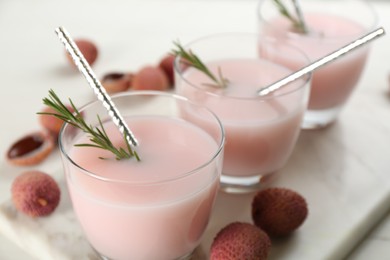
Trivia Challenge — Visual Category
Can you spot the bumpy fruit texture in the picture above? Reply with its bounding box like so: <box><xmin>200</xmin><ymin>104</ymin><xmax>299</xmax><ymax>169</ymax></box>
<box><xmin>132</xmin><ymin>66</ymin><xmax>169</xmax><ymax>91</ymax></box>
<box><xmin>210</xmin><ymin>222</ymin><xmax>271</xmax><ymax>260</ymax></box>
<box><xmin>11</xmin><ymin>171</ymin><xmax>61</xmax><ymax>217</ymax></box>
<box><xmin>252</xmin><ymin>187</ymin><xmax>308</xmax><ymax>237</ymax></box>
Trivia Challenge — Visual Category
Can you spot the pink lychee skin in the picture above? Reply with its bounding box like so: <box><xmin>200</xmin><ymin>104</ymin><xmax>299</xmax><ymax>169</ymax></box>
<box><xmin>210</xmin><ymin>222</ymin><xmax>271</xmax><ymax>260</ymax></box>
<box><xmin>66</xmin><ymin>39</ymin><xmax>98</xmax><ymax>67</ymax></box>
<box><xmin>132</xmin><ymin>66</ymin><xmax>169</xmax><ymax>91</ymax></box>
<box><xmin>252</xmin><ymin>187</ymin><xmax>308</xmax><ymax>237</ymax></box>
<box><xmin>158</xmin><ymin>54</ymin><xmax>175</xmax><ymax>86</ymax></box>
<box><xmin>39</xmin><ymin>106</ymin><xmax>74</xmax><ymax>136</ymax></box>
<box><xmin>11</xmin><ymin>171</ymin><xmax>61</xmax><ymax>217</ymax></box>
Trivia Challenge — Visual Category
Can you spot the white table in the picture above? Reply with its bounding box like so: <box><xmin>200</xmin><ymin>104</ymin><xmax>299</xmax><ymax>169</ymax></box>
<box><xmin>0</xmin><ymin>0</ymin><xmax>389</xmax><ymax>259</ymax></box>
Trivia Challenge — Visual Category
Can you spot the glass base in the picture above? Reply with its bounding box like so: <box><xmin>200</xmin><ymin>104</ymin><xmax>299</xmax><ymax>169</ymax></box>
<box><xmin>301</xmin><ymin>106</ymin><xmax>342</xmax><ymax>130</ymax></box>
<box><xmin>95</xmin><ymin>247</ymin><xmax>195</xmax><ymax>260</ymax></box>
<box><xmin>220</xmin><ymin>172</ymin><xmax>277</xmax><ymax>194</ymax></box>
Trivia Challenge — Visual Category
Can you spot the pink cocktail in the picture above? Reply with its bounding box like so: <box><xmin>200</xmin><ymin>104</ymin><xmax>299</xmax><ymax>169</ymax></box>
<box><xmin>258</xmin><ymin>0</ymin><xmax>377</xmax><ymax>129</ymax></box>
<box><xmin>59</xmin><ymin>92</ymin><xmax>224</xmax><ymax>260</ymax></box>
<box><xmin>174</xmin><ymin>33</ymin><xmax>311</xmax><ymax>192</ymax></box>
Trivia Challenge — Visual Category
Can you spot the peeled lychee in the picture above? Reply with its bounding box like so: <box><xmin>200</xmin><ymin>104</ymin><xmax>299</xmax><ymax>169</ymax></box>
<box><xmin>210</xmin><ymin>222</ymin><xmax>271</xmax><ymax>260</ymax></box>
<box><xmin>252</xmin><ymin>187</ymin><xmax>308</xmax><ymax>237</ymax></box>
<box><xmin>132</xmin><ymin>66</ymin><xmax>169</xmax><ymax>91</ymax></box>
<box><xmin>11</xmin><ymin>171</ymin><xmax>60</xmax><ymax>217</ymax></box>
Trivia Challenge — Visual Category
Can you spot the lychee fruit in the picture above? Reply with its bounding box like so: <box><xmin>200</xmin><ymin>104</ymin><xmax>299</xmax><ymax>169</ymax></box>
<box><xmin>210</xmin><ymin>222</ymin><xmax>271</xmax><ymax>260</ymax></box>
<box><xmin>132</xmin><ymin>65</ymin><xmax>169</xmax><ymax>91</ymax></box>
<box><xmin>39</xmin><ymin>106</ymin><xmax>74</xmax><ymax>136</ymax></box>
<box><xmin>158</xmin><ymin>54</ymin><xmax>176</xmax><ymax>86</ymax></box>
<box><xmin>66</xmin><ymin>39</ymin><xmax>98</xmax><ymax>67</ymax></box>
<box><xmin>252</xmin><ymin>187</ymin><xmax>308</xmax><ymax>237</ymax></box>
<box><xmin>6</xmin><ymin>131</ymin><xmax>55</xmax><ymax>166</ymax></box>
<box><xmin>101</xmin><ymin>72</ymin><xmax>133</xmax><ymax>94</ymax></box>
<box><xmin>11</xmin><ymin>171</ymin><xmax>61</xmax><ymax>217</ymax></box>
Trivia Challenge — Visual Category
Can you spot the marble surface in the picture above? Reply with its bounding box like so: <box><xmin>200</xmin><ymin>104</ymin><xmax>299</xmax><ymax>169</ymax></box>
<box><xmin>0</xmin><ymin>0</ymin><xmax>389</xmax><ymax>259</ymax></box>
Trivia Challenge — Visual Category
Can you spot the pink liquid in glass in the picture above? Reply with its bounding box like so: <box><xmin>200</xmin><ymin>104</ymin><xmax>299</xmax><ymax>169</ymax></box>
<box><xmin>177</xmin><ymin>58</ymin><xmax>309</xmax><ymax>178</ymax></box>
<box><xmin>263</xmin><ymin>13</ymin><xmax>370</xmax><ymax>111</ymax></box>
<box><xmin>64</xmin><ymin>116</ymin><xmax>221</xmax><ymax>260</ymax></box>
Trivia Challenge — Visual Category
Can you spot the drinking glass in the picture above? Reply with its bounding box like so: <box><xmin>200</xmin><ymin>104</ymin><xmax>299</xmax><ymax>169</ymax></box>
<box><xmin>258</xmin><ymin>0</ymin><xmax>377</xmax><ymax>129</ymax></box>
<box><xmin>174</xmin><ymin>33</ymin><xmax>311</xmax><ymax>193</ymax></box>
<box><xmin>59</xmin><ymin>91</ymin><xmax>225</xmax><ymax>260</ymax></box>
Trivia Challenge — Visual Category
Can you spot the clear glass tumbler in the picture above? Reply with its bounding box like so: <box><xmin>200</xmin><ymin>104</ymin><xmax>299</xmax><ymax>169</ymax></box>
<box><xmin>174</xmin><ymin>33</ymin><xmax>311</xmax><ymax>193</ymax></box>
<box><xmin>59</xmin><ymin>91</ymin><xmax>225</xmax><ymax>260</ymax></box>
<box><xmin>258</xmin><ymin>0</ymin><xmax>378</xmax><ymax>129</ymax></box>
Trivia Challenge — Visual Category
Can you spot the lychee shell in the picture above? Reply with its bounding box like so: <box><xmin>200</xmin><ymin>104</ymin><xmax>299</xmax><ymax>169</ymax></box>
<box><xmin>7</xmin><ymin>131</ymin><xmax>55</xmax><ymax>166</ymax></box>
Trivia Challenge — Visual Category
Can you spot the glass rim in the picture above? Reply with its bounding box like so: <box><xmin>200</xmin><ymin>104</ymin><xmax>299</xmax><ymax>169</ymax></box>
<box><xmin>173</xmin><ymin>31</ymin><xmax>312</xmax><ymax>100</ymax></box>
<box><xmin>256</xmin><ymin>0</ymin><xmax>379</xmax><ymax>40</ymax></box>
<box><xmin>58</xmin><ymin>90</ymin><xmax>225</xmax><ymax>186</ymax></box>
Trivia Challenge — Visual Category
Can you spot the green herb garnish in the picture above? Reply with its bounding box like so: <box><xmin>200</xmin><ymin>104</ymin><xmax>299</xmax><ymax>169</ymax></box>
<box><xmin>172</xmin><ymin>41</ymin><xmax>229</xmax><ymax>88</ymax></box>
<box><xmin>273</xmin><ymin>0</ymin><xmax>308</xmax><ymax>34</ymax></box>
<box><xmin>39</xmin><ymin>89</ymin><xmax>140</xmax><ymax>161</ymax></box>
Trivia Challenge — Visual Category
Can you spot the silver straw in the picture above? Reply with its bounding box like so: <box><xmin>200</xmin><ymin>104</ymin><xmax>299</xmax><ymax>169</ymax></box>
<box><xmin>55</xmin><ymin>26</ymin><xmax>138</xmax><ymax>147</ymax></box>
<box><xmin>257</xmin><ymin>27</ymin><xmax>385</xmax><ymax>96</ymax></box>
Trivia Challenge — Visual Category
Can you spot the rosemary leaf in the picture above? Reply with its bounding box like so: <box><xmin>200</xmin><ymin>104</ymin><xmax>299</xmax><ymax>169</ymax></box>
<box><xmin>171</xmin><ymin>41</ymin><xmax>229</xmax><ymax>88</ymax></box>
<box><xmin>38</xmin><ymin>89</ymin><xmax>140</xmax><ymax>161</ymax></box>
<box><xmin>273</xmin><ymin>0</ymin><xmax>308</xmax><ymax>34</ymax></box>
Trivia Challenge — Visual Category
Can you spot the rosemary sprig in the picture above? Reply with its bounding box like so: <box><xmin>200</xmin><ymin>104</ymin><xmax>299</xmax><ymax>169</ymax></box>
<box><xmin>38</xmin><ymin>89</ymin><xmax>140</xmax><ymax>161</ymax></box>
<box><xmin>171</xmin><ymin>41</ymin><xmax>229</xmax><ymax>88</ymax></box>
<box><xmin>273</xmin><ymin>0</ymin><xmax>308</xmax><ymax>34</ymax></box>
